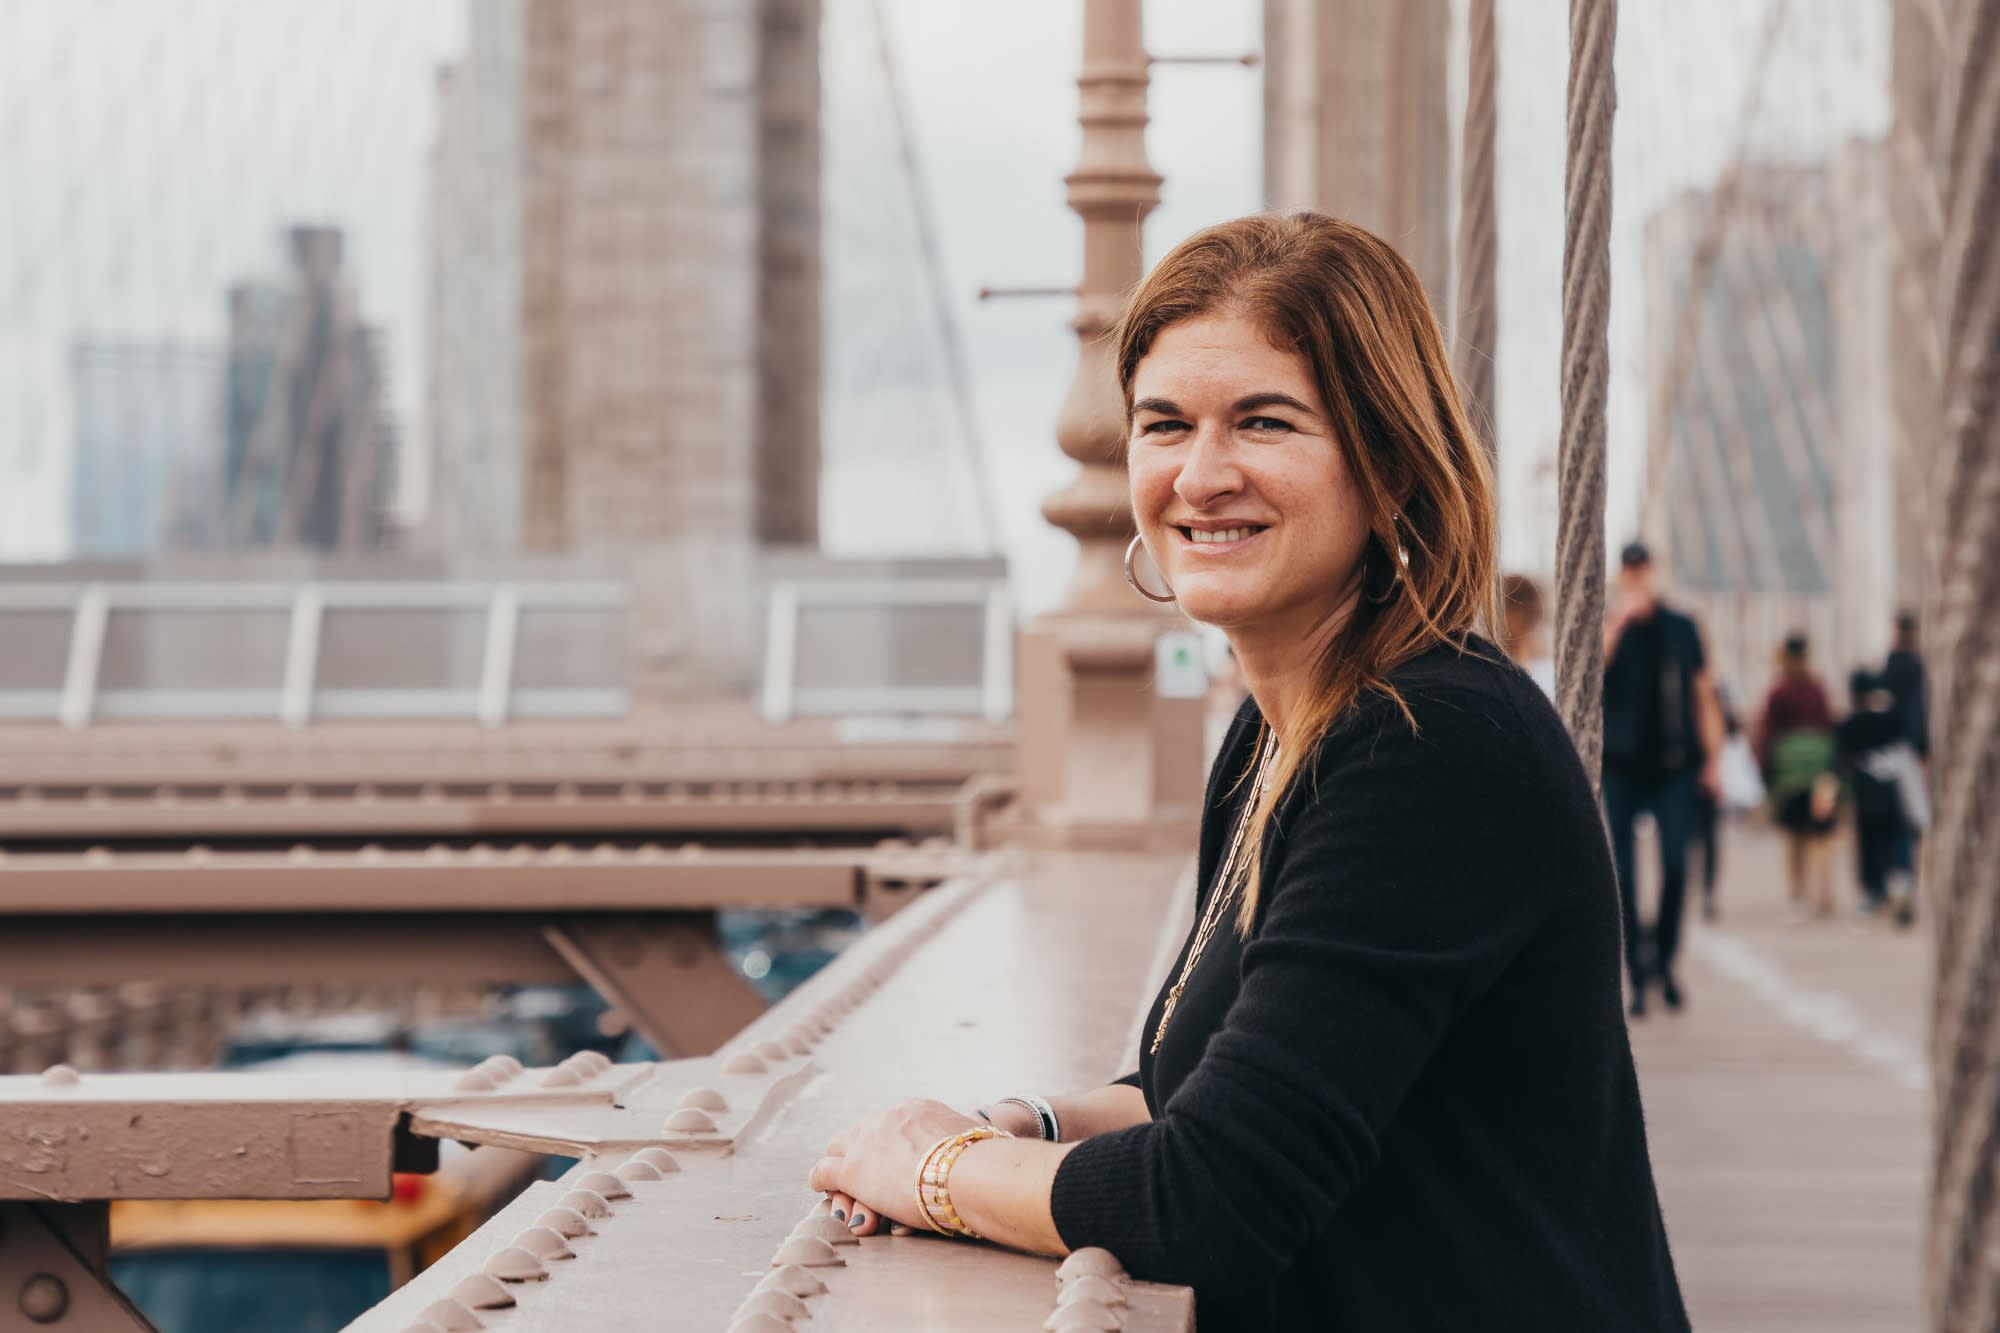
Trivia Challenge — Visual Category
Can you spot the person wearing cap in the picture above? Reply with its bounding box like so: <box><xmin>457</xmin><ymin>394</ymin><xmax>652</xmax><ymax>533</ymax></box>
<box><xmin>1601</xmin><ymin>542</ymin><xmax>1726</xmax><ymax>1016</ymax></box>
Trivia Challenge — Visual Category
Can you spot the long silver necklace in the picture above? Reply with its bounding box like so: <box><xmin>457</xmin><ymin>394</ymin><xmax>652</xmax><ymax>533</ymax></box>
<box><xmin>1151</xmin><ymin>731</ymin><xmax>1279</xmax><ymax>1055</ymax></box>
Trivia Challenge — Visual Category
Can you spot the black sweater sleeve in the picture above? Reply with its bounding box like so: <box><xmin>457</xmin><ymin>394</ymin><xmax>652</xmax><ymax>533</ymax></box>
<box><xmin>1049</xmin><ymin>683</ymin><xmax>1565</xmax><ymax>1293</ymax></box>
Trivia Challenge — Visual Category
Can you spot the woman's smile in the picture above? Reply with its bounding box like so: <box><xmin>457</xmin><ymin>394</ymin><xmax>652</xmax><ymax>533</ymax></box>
<box><xmin>1172</xmin><ymin>522</ymin><xmax>1270</xmax><ymax>554</ymax></box>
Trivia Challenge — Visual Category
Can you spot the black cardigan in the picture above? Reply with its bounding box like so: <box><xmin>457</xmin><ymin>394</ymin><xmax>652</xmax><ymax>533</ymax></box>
<box><xmin>1050</xmin><ymin>638</ymin><xmax>1689</xmax><ymax>1332</ymax></box>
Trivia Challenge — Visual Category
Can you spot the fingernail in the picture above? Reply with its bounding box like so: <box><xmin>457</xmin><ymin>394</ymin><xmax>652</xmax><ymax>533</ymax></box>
<box><xmin>830</xmin><ymin>1206</ymin><xmax>846</xmax><ymax>1221</ymax></box>
<box><xmin>849</xmin><ymin>1211</ymin><xmax>867</xmax><ymax>1229</ymax></box>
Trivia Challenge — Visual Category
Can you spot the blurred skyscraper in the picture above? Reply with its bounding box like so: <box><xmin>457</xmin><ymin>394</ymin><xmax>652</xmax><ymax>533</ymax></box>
<box><xmin>68</xmin><ymin>340</ymin><xmax>224</xmax><ymax>558</ymax></box>
<box><xmin>1642</xmin><ymin>142</ymin><xmax>1904</xmax><ymax>703</ymax></box>
<box><xmin>218</xmin><ymin>226</ymin><xmax>398</xmax><ymax>553</ymax></box>
<box><xmin>426</xmin><ymin>0</ymin><xmax>821</xmax><ymax>691</ymax></box>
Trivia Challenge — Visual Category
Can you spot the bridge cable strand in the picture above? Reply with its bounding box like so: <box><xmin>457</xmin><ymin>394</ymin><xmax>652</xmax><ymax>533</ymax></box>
<box><xmin>867</xmin><ymin>0</ymin><xmax>1002</xmax><ymax>555</ymax></box>
<box><xmin>1452</xmin><ymin>0</ymin><xmax>1498</xmax><ymax>473</ymax></box>
<box><xmin>1553</xmin><ymin>0</ymin><xmax>1618</xmax><ymax>785</ymax></box>
<box><xmin>1929</xmin><ymin>0</ymin><xmax>2000</xmax><ymax>1324</ymax></box>
<box><xmin>1633</xmin><ymin>0</ymin><xmax>1792</xmax><ymax>557</ymax></box>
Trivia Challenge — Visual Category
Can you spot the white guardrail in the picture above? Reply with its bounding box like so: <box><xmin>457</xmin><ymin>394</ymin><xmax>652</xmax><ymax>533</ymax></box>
<box><xmin>0</xmin><ymin>581</ymin><xmax>629</xmax><ymax>728</ymax></box>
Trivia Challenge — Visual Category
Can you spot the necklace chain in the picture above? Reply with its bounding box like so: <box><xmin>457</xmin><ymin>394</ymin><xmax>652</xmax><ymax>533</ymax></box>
<box><xmin>1150</xmin><ymin>731</ymin><xmax>1278</xmax><ymax>1055</ymax></box>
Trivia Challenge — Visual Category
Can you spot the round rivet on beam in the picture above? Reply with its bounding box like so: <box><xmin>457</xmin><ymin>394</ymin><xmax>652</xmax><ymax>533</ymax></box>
<box><xmin>478</xmin><ymin>1054</ymin><xmax>524</xmax><ymax>1081</ymax></box>
<box><xmin>450</xmin><ymin>1274</ymin><xmax>516</xmax><ymax>1309</ymax></box>
<box><xmin>558</xmin><ymin>1188</ymin><xmax>613</xmax><ymax>1220</ymax></box>
<box><xmin>453</xmin><ymin>1069</ymin><xmax>497</xmax><ymax>1093</ymax></box>
<box><xmin>400</xmin><ymin>1320</ymin><xmax>448</xmax><ymax>1333</ymax></box>
<box><xmin>540</xmin><ymin>1066</ymin><xmax>583</xmax><ymax>1088</ymax></box>
<box><xmin>757</xmin><ymin>1266</ymin><xmax>830</xmax><ymax>1297</ymax></box>
<box><xmin>18</xmin><ymin>1273</ymin><xmax>69</xmax><ymax>1324</ymax></box>
<box><xmin>737</xmin><ymin>1289</ymin><xmax>812</xmax><ymax>1322</ymax></box>
<box><xmin>783</xmin><ymin>1030</ymin><xmax>813</xmax><ymax>1057</ymax></box>
<box><xmin>1044</xmin><ymin>1303</ymin><xmax>1123</xmax><ymax>1332</ymax></box>
<box><xmin>481</xmin><ymin>1246</ymin><xmax>548</xmax><ymax>1283</ymax></box>
<box><xmin>536</xmin><ymin>1206</ymin><xmax>595</xmax><ymax>1239</ymax></box>
<box><xmin>573</xmin><ymin>1170</ymin><xmax>632</xmax><ymax>1201</ymax></box>
<box><xmin>678</xmin><ymin>1087</ymin><xmax>728</xmax><ymax>1112</ymax></box>
<box><xmin>416</xmin><ymin>1298</ymin><xmax>484</xmax><ymax>1331</ymax></box>
<box><xmin>1056</xmin><ymin>1248</ymin><xmax>1127</xmax><ymax>1284</ymax></box>
<box><xmin>513</xmin><ymin>1225</ymin><xmax>575</xmax><ymax>1261</ymax></box>
<box><xmin>40</xmin><ymin>1065</ymin><xmax>80</xmax><ymax>1089</ymax></box>
<box><xmin>615</xmin><ymin>1159</ymin><xmax>665</xmax><ymax>1183</ymax></box>
<box><xmin>664</xmin><ymin>1108</ymin><xmax>718</xmax><ymax>1134</ymax></box>
<box><xmin>770</xmin><ymin>1237</ymin><xmax>845</xmax><ymax>1268</ymax></box>
<box><xmin>727</xmin><ymin>1315</ymin><xmax>792</xmax><ymax>1333</ymax></box>
<box><xmin>630</xmin><ymin>1147</ymin><xmax>681</xmax><ymax>1173</ymax></box>
<box><xmin>753</xmin><ymin>1039</ymin><xmax>790</xmax><ymax>1063</ymax></box>
<box><xmin>1058</xmin><ymin>1275</ymin><xmax>1129</xmax><ymax>1307</ymax></box>
<box><xmin>790</xmin><ymin>1215</ymin><xmax>859</xmax><ymax>1247</ymax></box>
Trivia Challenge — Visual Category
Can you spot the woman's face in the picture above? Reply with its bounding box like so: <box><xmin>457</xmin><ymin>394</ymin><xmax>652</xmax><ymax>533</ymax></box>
<box><xmin>1128</xmin><ymin>312</ymin><xmax>1372</xmax><ymax>634</ymax></box>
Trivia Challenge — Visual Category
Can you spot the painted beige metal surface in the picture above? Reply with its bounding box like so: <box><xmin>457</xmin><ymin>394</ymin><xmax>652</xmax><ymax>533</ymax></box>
<box><xmin>0</xmin><ymin>846</ymin><xmax>879</xmax><ymax>913</ymax></box>
<box><xmin>0</xmin><ymin>778</ymin><xmax>978</xmax><ymax>841</ymax></box>
<box><xmin>338</xmin><ymin>849</ymin><xmax>1194</xmax><ymax>1330</ymax></box>
<box><xmin>0</xmin><ymin>705</ymin><xmax>1010</xmax><ymax>788</ymax></box>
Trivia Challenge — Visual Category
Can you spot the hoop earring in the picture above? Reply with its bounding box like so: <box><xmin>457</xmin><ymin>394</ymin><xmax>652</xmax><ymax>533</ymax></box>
<box><xmin>1123</xmin><ymin>534</ymin><xmax>1176</xmax><ymax>603</ymax></box>
<box><xmin>1366</xmin><ymin>512</ymin><xmax>1411</xmax><ymax>604</ymax></box>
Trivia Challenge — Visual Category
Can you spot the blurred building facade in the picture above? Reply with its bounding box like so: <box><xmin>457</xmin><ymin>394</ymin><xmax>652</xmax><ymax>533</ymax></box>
<box><xmin>217</xmin><ymin>227</ymin><xmax>399</xmax><ymax>554</ymax></box>
<box><xmin>1642</xmin><ymin>142</ymin><xmax>1906</xmax><ymax>706</ymax></box>
<box><xmin>427</xmin><ymin>0</ymin><xmax>822</xmax><ymax>694</ymax></box>
<box><xmin>1261</xmin><ymin>0</ymin><xmax>1453</xmax><ymax>312</ymax></box>
<box><xmin>68</xmin><ymin>340</ymin><xmax>224</xmax><ymax>558</ymax></box>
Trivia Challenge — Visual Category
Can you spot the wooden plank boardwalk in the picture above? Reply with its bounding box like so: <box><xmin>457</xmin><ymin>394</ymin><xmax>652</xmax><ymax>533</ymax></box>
<box><xmin>1628</xmin><ymin>824</ymin><xmax>1929</xmax><ymax>1331</ymax></box>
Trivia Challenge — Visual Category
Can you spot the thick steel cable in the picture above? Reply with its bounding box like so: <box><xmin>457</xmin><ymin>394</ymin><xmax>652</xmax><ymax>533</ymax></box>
<box><xmin>1554</xmin><ymin>0</ymin><xmax>1617</xmax><ymax>785</ymax></box>
<box><xmin>1928</xmin><ymin>0</ymin><xmax>2000</xmax><ymax>1325</ymax></box>
<box><xmin>1452</xmin><ymin>0</ymin><xmax>1498</xmax><ymax>469</ymax></box>
<box><xmin>1633</xmin><ymin>1</ymin><xmax>1790</xmax><ymax>556</ymax></box>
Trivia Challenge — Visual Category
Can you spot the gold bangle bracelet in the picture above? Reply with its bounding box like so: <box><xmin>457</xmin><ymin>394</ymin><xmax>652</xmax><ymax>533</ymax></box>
<box><xmin>916</xmin><ymin>1126</ymin><xmax>1009</xmax><ymax>1239</ymax></box>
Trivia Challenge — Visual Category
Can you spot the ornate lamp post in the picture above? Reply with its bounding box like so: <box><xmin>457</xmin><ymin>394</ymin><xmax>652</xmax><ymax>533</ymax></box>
<box><xmin>1013</xmin><ymin>0</ymin><xmax>1205</xmax><ymax>850</ymax></box>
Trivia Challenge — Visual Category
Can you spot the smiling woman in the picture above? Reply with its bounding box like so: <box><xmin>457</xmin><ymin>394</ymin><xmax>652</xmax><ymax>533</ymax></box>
<box><xmin>808</xmin><ymin>213</ymin><xmax>1690</xmax><ymax>1333</ymax></box>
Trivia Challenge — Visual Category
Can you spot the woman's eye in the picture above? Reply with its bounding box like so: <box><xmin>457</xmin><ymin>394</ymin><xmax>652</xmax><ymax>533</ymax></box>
<box><xmin>1241</xmin><ymin>416</ymin><xmax>1291</xmax><ymax>433</ymax></box>
<box><xmin>1138</xmin><ymin>420</ymin><xmax>1188</xmax><ymax>436</ymax></box>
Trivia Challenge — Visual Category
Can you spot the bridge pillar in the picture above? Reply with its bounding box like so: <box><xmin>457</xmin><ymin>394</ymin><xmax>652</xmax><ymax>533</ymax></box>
<box><xmin>1015</xmin><ymin>0</ymin><xmax>1204</xmax><ymax>852</ymax></box>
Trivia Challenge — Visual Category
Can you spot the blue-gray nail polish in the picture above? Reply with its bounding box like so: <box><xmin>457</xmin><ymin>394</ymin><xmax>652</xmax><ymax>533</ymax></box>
<box><xmin>849</xmin><ymin>1210</ymin><xmax>867</xmax><ymax>1229</ymax></box>
<box><xmin>831</xmin><ymin>1206</ymin><xmax>846</xmax><ymax>1221</ymax></box>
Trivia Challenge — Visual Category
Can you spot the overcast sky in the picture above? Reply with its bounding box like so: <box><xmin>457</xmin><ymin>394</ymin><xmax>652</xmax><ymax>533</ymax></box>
<box><xmin>0</xmin><ymin>0</ymin><xmax>1890</xmax><ymax>612</ymax></box>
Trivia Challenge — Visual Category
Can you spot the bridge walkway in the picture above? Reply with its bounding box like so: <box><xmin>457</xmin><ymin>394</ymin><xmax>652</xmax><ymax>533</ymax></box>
<box><xmin>1630</xmin><ymin>823</ymin><xmax>1928</xmax><ymax>1331</ymax></box>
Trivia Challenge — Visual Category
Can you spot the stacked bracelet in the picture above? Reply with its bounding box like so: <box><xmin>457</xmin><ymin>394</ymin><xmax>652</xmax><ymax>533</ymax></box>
<box><xmin>995</xmin><ymin>1094</ymin><xmax>1061</xmax><ymax>1143</ymax></box>
<box><xmin>915</xmin><ymin>1125</ymin><xmax>1009</xmax><ymax>1239</ymax></box>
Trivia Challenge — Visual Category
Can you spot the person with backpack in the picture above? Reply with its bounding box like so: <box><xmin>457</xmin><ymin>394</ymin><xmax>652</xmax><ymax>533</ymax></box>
<box><xmin>1601</xmin><ymin>543</ymin><xmax>1726</xmax><ymax>1016</ymax></box>
<box><xmin>1756</xmin><ymin>634</ymin><xmax>1840</xmax><ymax>920</ymax></box>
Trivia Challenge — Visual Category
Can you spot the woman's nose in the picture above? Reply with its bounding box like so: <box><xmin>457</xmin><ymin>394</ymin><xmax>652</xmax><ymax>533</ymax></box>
<box><xmin>1173</xmin><ymin>429</ymin><xmax>1240</xmax><ymax>509</ymax></box>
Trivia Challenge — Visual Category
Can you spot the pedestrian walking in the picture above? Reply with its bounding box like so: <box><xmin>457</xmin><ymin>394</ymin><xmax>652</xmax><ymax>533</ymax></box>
<box><xmin>1881</xmin><ymin>610</ymin><xmax>1929</xmax><ymax>765</ymax></box>
<box><xmin>1602</xmin><ymin>543</ymin><xmax>1727</xmax><ymax>1016</ymax></box>
<box><xmin>1688</xmin><ymin>686</ymin><xmax>1741</xmax><ymax>922</ymax></box>
<box><xmin>1499</xmin><ymin>573</ymin><xmax>1557</xmax><ymax>697</ymax></box>
<box><xmin>809</xmin><ymin>213</ymin><xmax>1690</xmax><ymax>1332</ymax></box>
<box><xmin>1756</xmin><ymin>634</ymin><xmax>1840</xmax><ymax>920</ymax></box>
<box><xmin>1838</xmin><ymin>668</ymin><xmax>1926</xmax><ymax>926</ymax></box>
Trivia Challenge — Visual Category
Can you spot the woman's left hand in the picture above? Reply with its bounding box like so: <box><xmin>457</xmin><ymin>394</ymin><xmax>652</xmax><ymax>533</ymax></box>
<box><xmin>808</xmin><ymin>1098</ymin><xmax>984</xmax><ymax>1237</ymax></box>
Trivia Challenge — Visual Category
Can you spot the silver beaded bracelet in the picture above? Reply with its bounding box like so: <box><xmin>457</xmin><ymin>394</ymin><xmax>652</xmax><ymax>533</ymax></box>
<box><xmin>995</xmin><ymin>1095</ymin><xmax>1061</xmax><ymax>1143</ymax></box>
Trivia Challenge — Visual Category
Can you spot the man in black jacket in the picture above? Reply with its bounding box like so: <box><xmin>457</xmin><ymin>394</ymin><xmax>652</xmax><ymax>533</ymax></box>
<box><xmin>1601</xmin><ymin>544</ymin><xmax>1726</xmax><ymax>1016</ymax></box>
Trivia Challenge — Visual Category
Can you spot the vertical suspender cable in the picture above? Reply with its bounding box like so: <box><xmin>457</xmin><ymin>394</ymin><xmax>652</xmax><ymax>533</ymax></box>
<box><xmin>1554</xmin><ymin>0</ymin><xmax>1617</xmax><ymax>785</ymax></box>
<box><xmin>1453</xmin><ymin>0</ymin><xmax>1499</xmax><ymax>470</ymax></box>
<box><xmin>1928</xmin><ymin>0</ymin><xmax>2000</xmax><ymax>1326</ymax></box>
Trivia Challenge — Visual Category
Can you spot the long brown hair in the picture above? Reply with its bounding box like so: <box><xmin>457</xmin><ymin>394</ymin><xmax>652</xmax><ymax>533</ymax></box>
<box><xmin>1115</xmin><ymin>212</ymin><xmax>1498</xmax><ymax>932</ymax></box>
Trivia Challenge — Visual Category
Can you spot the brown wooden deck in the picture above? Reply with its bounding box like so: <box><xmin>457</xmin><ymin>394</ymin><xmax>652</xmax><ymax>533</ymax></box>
<box><xmin>1629</xmin><ymin>824</ymin><xmax>1929</xmax><ymax>1331</ymax></box>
